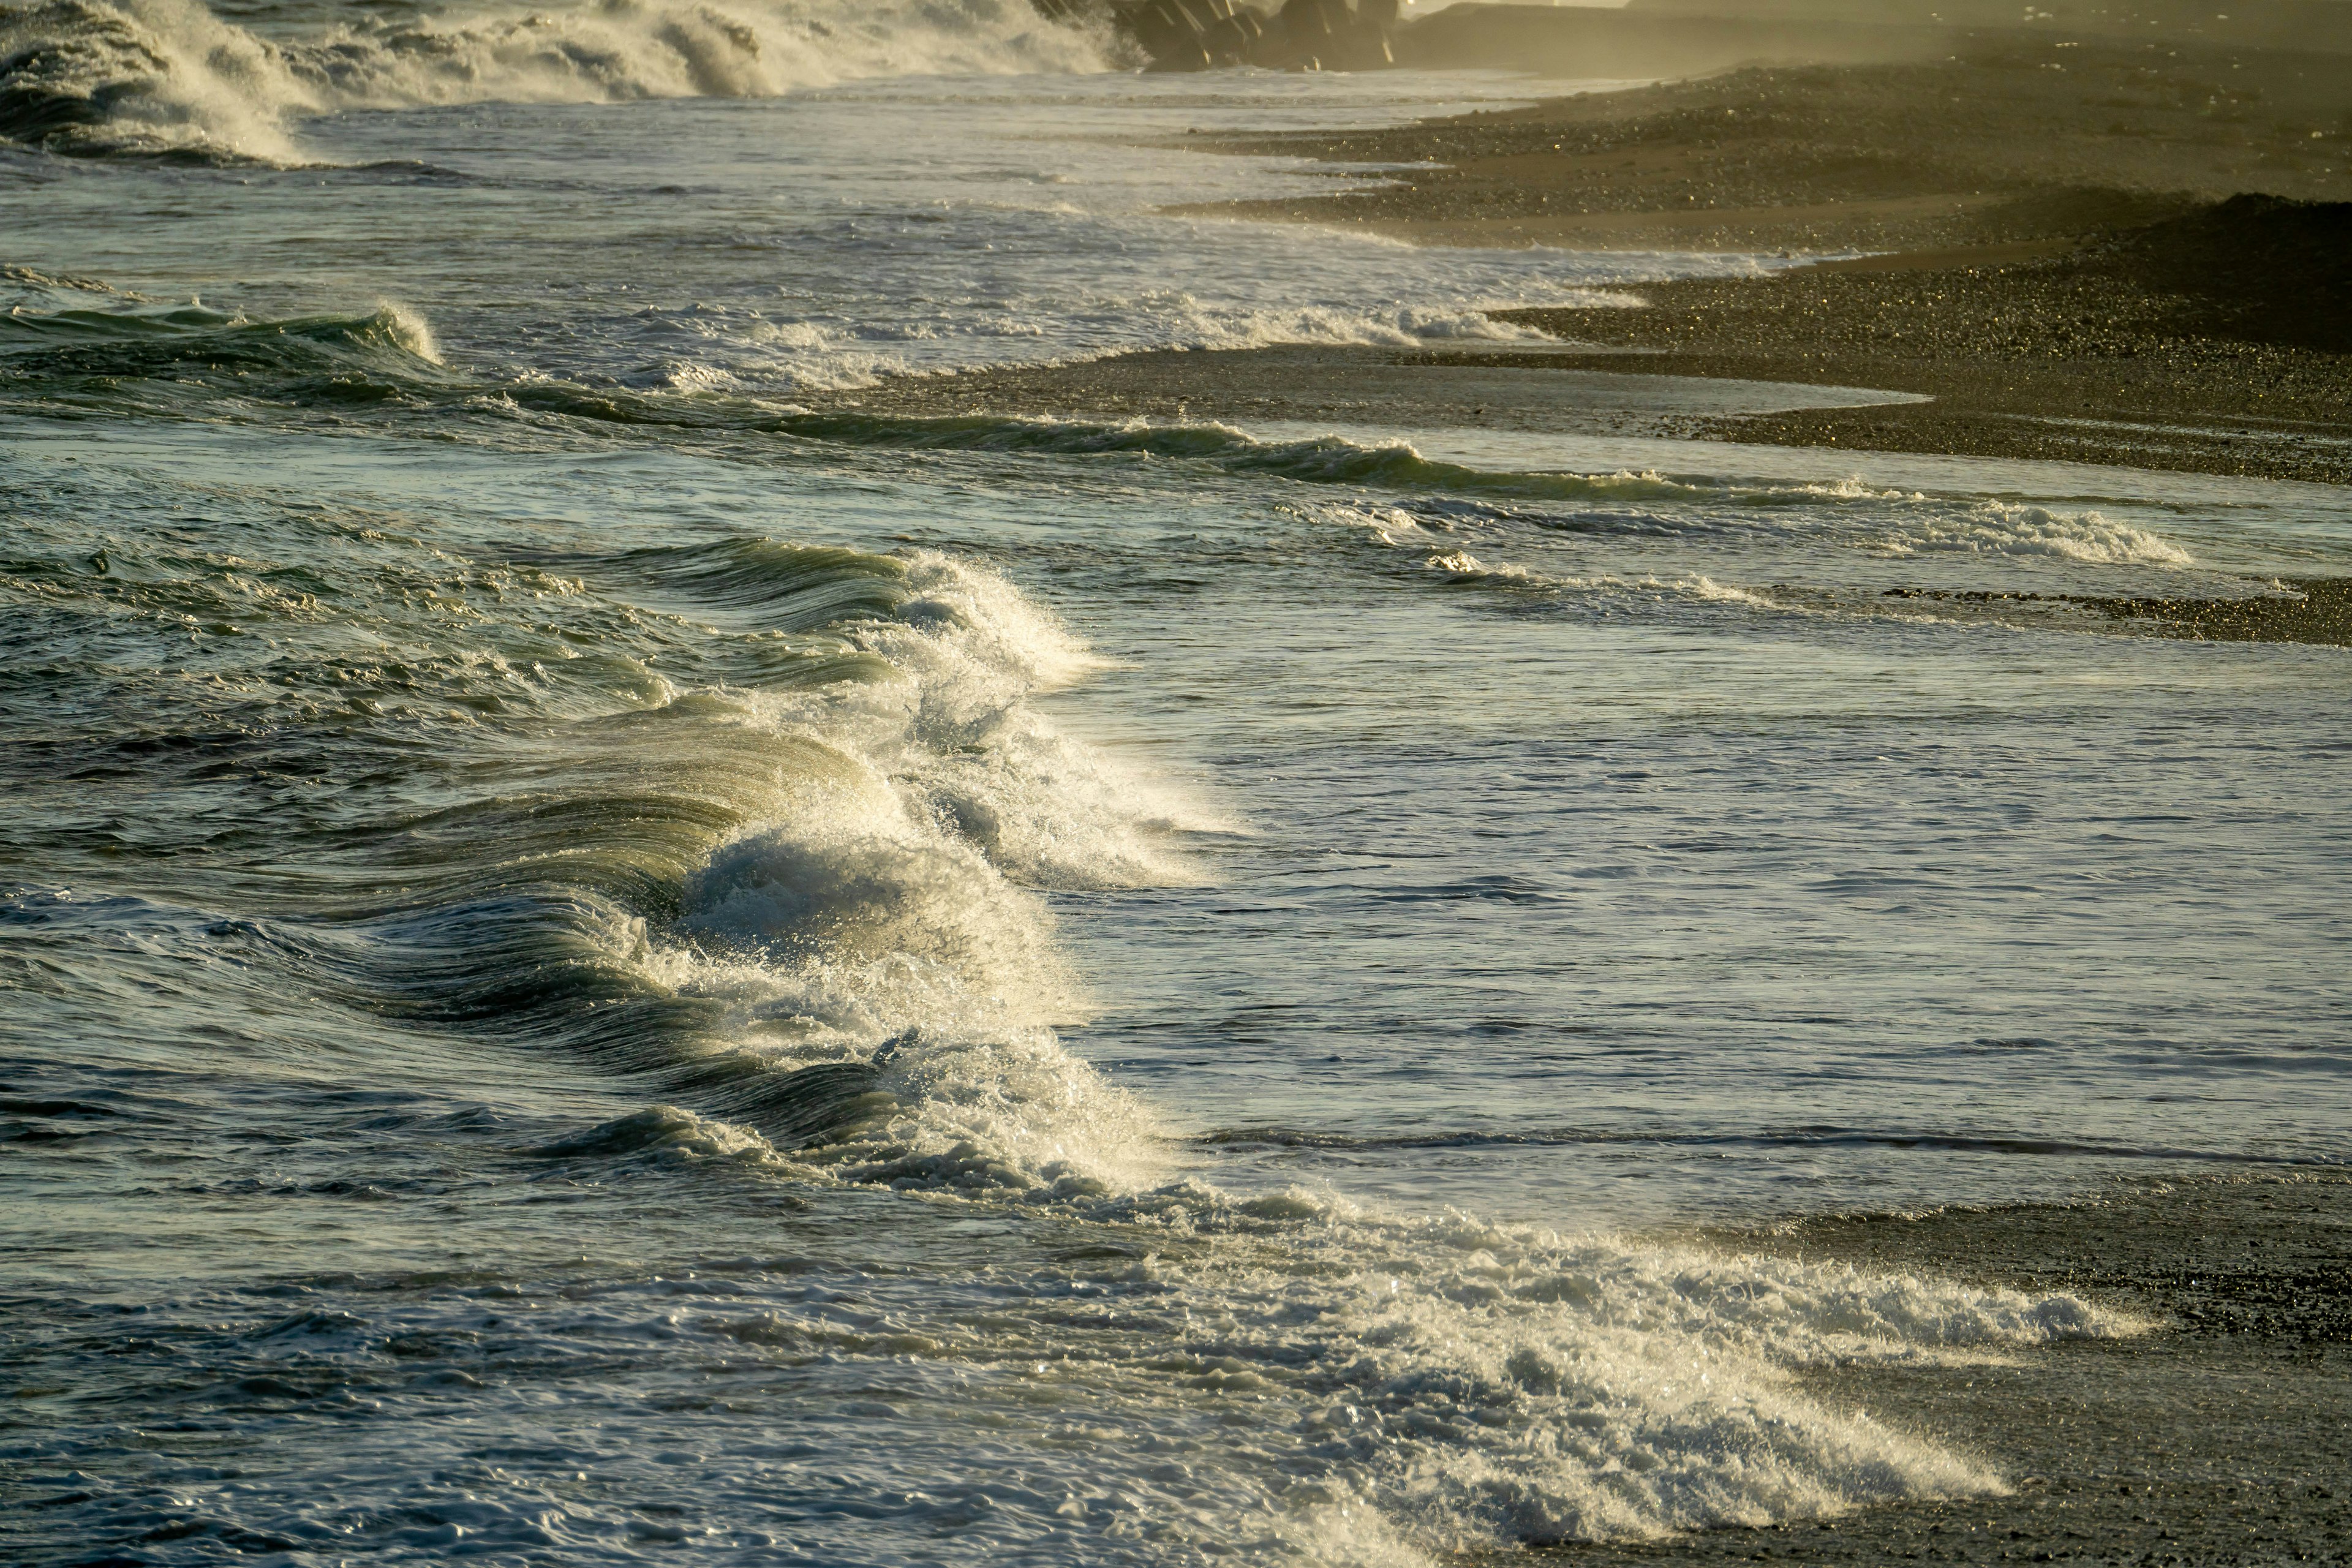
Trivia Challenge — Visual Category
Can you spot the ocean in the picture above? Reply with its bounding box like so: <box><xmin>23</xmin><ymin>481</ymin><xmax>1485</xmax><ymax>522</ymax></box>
<box><xmin>3</xmin><ymin>1</ymin><xmax>2348</xmax><ymax>1562</ymax></box>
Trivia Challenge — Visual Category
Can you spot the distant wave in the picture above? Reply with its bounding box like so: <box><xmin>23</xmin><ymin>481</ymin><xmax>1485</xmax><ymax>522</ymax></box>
<box><xmin>3</xmin><ymin>274</ymin><xmax>2183</xmax><ymax>1556</ymax></box>
<box><xmin>0</xmin><ymin>0</ymin><xmax>1112</xmax><ymax>161</ymax></box>
<box><xmin>0</xmin><ymin>283</ymin><xmax>2199</xmax><ymax>579</ymax></box>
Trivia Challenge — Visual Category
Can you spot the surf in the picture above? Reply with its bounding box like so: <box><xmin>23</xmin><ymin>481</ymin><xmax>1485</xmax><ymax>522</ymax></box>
<box><xmin>0</xmin><ymin>0</ymin><xmax>1114</xmax><ymax>161</ymax></box>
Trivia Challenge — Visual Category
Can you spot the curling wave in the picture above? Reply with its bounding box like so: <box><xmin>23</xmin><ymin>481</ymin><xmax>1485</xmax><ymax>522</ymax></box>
<box><xmin>3</xmin><ymin>413</ymin><xmax>2162</xmax><ymax>1562</ymax></box>
<box><xmin>324</xmin><ymin>542</ymin><xmax>1190</xmax><ymax>1194</ymax></box>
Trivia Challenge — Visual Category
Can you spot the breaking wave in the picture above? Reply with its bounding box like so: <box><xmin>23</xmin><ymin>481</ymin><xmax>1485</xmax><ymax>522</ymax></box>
<box><xmin>1891</xmin><ymin>500</ymin><xmax>2196</xmax><ymax>566</ymax></box>
<box><xmin>0</xmin><ymin>0</ymin><xmax>1111</xmax><ymax>160</ymax></box>
<box><xmin>0</xmin><ymin>285</ymin><xmax>2203</xmax><ymax>590</ymax></box>
<box><xmin>3</xmin><ymin>419</ymin><xmax>2160</xmax><ymax>1561</ymax></box>
<box><xmin>427</xmin><ymin>546</ymin><xmax>2140</xmax><ymax>1553</ymax></box>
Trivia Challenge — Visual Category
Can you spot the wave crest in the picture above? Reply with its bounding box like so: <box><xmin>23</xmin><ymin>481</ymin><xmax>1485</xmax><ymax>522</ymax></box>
<box><xmin>631</xmin><ymin>551</ymin><xmax>1194</xmax><ymax>1195</ymax></box>
<box><xmin>1893</xmin><ymin>500</ymin><xmax>2195</xmax><ymax>566</ymax></box>
<box><xmin>0</xmin><ymin>0</ymin><xmax>1112</xmax><ymax>161</ymax></box>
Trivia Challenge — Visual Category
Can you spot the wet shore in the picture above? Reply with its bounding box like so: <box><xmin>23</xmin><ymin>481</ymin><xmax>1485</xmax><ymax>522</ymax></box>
<box><xmin>1156</xmin><ymin>34</ymin><xmax>2352</xmax><ymax>484</ymax></box>
<box><xmin>1886</xmin><ymin>578</ymin><xmax>2352</xmax><ymax>647</ymax></box>
<box><xmin>852</xmin><ymin>34</ymin><xmax>2352</xmax><ymax>487</ymax></box>
<box><xmin>1174</xmin><ymin>30</ymin><xmax>2346</xmax><ymax>253</ymax></box>
<box><xmin>1479</xmin><ymin>193</ymin><xmax>2351</xmax><ymax>487</ymax></box>
<box><xmin>1575</xmin><ymin>1177</ymin><xmax>2352</xmax><ymax>1566</ymax></box>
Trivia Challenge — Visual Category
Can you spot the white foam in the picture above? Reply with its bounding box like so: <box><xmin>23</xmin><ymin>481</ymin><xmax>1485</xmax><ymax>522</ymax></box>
<box><xmin>1681</xmin><ymin>574</ymin><xmax>1782</xmax><ymax>608</ymax></box>
<box><xmin>1</xmin><ymin>0</ymin><xmax>1114</xmax><ymax>160</ymax></box>
<box><xmin>1887</xmin><ymin>501</ymin><xmax>2194</xmax><ymax>566</ymax></box>
<box><xmin>682</xmin><ymin>773</ymin><xmax>1071</xmax><ymax>997</ymax></box>
<box><xmin>831</xmin><ymin>552</ymin><xmax>1202</xmax><ymax>889</ymax></box>
<box><xmin>636</xmin><ymin>300</ymin><xmax>1564</xmax><ymax>395</ymax></box>
<box><xmin>374</xmin><ymin>301</ymin><xmax>442</xmax><ymax>365</ymax></box>
<box><xmin>843</xmin><ymin>1023</ymin><xmax>1171</xmax><ymax>1196</ymax></box>
<box><xmin>0</xmin><ymin>0</ymin><xmax>314</xmax><ymax>160</ymax></box>
<box><xmin>583</xmin><ymin>548</ymin><xmax>2145</xmax><ymax>1553</ymax></box>
<box><xmin>1045</xmin><ymin>1189</ymin><xmax>2146</xmax><ymax>1552</ymax></box>
<box><xmin>1154</xmin><ymin>299</ymin><xmax>1559</xmax><ymax>354</ymax></box>
<box><xmin>644</xmin><ymin>551</ymin><xmax>1192</xmax><ymax>1195</ymax></box>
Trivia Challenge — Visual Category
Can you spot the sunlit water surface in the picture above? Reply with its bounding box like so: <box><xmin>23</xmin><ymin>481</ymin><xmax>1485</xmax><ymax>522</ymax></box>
<box><xmin>3</xmin><ymin>10</ymin><xmax>2348</xmax><ymax>1564</ymax></box>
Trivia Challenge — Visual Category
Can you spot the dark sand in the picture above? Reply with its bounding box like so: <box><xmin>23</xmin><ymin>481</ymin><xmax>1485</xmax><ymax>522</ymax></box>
<box><xmin>1887</xmin><ymin>578</ymin><xmax>2352</xmax><ymax>648</ymax></box>
<box><xmin>1163</xmin><ymin>28</ymin><xmax>2352</xmax><ymax>484</ymax></box>
<box><xmin>843</xmin><ymin>28</ymin><xmax>2350</xmax><ymax>489</ymax></box>
<box><xmin>1179</xmin><ymin>28</ymin><xmax>2348</xmax><ymax>254</ymax></box>
<box><xmin>1484</xmin><ymin>195</ymin><xmax>2352</xmax><ymax>487</ymax></box>
<box><xmin>1575</xmin><ymin>1178</ymin><xmax>2352</xmax><ymax>1566</ymax></box>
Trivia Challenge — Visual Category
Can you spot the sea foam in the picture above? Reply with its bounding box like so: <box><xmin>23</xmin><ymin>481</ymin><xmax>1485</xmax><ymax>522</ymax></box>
<box><xmin>0</xmin><ymin>0</ymin><xmax>1113</xmax><ymax>160</ymax></box>
<box><xmin>602</xmin><ymin>553</ymin><xmax>2141</xmax><ymax>1555</ymax></box>
<box><xmin>647</xmin><ymin>551</ymin><xmax>1193</xmax><ymax>1196</ymax></box>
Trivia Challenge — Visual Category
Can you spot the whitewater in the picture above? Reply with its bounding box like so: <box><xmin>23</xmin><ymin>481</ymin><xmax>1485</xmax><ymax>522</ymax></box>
<box><xmin>3</xmin><ymin>1</ymin><xmax>2349</xmax><ymax>1562</ymax></box>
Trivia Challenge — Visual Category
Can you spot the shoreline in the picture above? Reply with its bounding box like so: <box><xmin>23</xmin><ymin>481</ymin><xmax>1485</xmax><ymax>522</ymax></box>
<box><xmin>806</xmin><ymin>325</ymin><xmax>2352</xmax><ymax>644</ymax></box>
<box><xmin>1575</xmin><ymin>1176</ymin><xmax>2352</xmax><ymax>1566</ymax></box>
<box><xmin>837</xmin><ymin>34</ymin><xmax>2351</xmax><ymax>489</ymax></box>
<box><xmin>1170</xmin><ymin>28</ymin><xmax>2347</xmax><ymax>255</ymax></box>
<box><xmin>820</xmin><ymin>331</ymin><xmax>2352</xmax><ymax>489</ymax></box>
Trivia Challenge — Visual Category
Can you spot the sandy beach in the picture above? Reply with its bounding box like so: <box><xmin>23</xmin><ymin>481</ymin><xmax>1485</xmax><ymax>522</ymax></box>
<box><xmin>835</xmin><ymin>17</ymin><xmax>2349</xmax><ymax>491</ymax></box>
<box><xmin>812</xmin><ymin>15</ymin><xmax>2351</xmax><ymax>651</ymax></box>
<box><xmin>1180</xmin><ymin>20</ymin><xmax>2347</xmax><ymax>252</ymax></box>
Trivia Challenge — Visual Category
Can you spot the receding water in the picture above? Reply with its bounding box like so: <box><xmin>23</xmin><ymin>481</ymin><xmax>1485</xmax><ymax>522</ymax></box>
<box><xmin>3</xmin><ymin>4</ymin><xmax>2348</xmax><ymax>1562</ymax></box>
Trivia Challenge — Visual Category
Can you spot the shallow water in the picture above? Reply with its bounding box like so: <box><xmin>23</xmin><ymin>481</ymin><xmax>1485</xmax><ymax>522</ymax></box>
<box><xmin>3</xmin><ymin>4</ymin><xmax>2349</xmax><ymax>1562</ymax></box>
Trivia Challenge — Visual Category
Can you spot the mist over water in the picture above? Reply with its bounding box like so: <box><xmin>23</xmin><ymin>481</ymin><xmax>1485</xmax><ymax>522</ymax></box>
<box><xmin>4</xmin><ymin>6</ymin><xmax>2350</xmax><ymax>1562</ymax></box>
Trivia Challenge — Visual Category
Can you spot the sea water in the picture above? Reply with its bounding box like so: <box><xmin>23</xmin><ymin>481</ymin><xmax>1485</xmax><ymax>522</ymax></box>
<box><xmin>2</xmin><ymin>2</ymin><xmax>2348</xmax><ymax>1561</ymax></box>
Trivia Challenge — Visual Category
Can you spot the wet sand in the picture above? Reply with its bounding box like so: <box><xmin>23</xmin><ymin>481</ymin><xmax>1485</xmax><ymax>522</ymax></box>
<box><xmin>1577</xmin><ymin>1178</ymin><xmax>2352</xmax><ymax>1566</ymax></box>
<box><xmin>1887</xmin><ymin>578</ymin><xmax>2352</xmax><ymax>648</ymax></box>
<box><xmin>1483</xmin><ymin>217</ymin><xmax>2352</xmax><ymax>486</ymax></box>
<box><xmin>1178</xmin><ymin>29</ymin><xmax>2347</xmax><ymax>254</ymax></box>
<box><xmin>849</xmin><ymin>32</ymin><xmax>2350</xmax><ymax>488</ymax></box>
<box><xmin>1165</xmin><ymin>31</ymin><xmax>2352</xmax><ymax>484</ymax></box>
